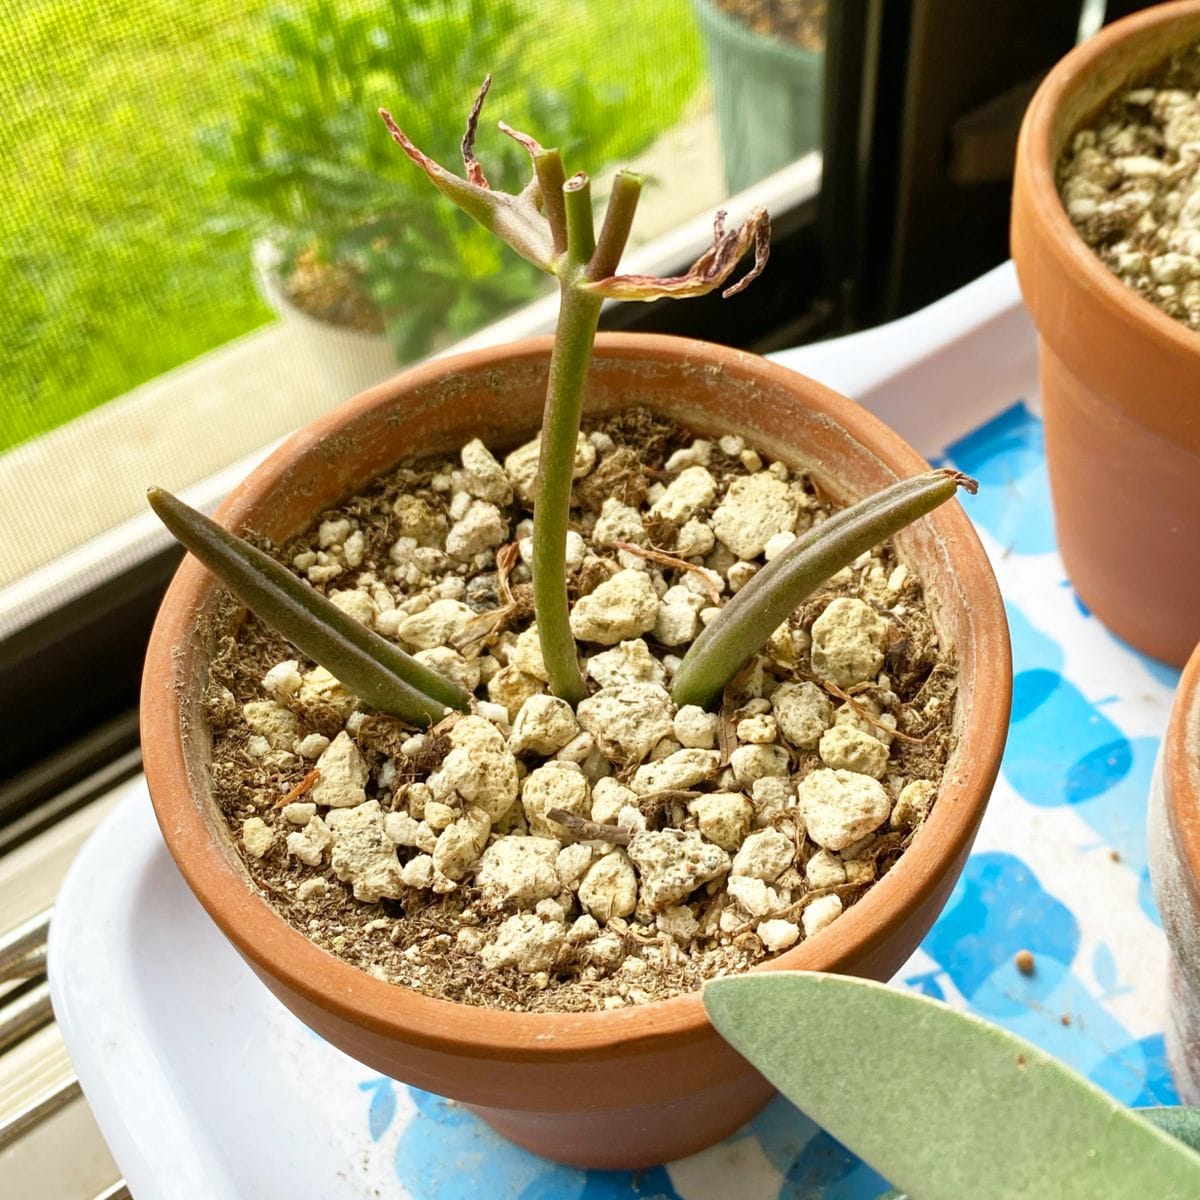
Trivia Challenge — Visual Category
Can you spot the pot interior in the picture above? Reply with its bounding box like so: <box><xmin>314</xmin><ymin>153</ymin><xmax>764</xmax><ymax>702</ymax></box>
<box><xmin>1048</xmin><ymin>11</ymin><xmax>1200</xmax><ymax>161</ymax></box>
<box><xmin>168</xmin><ymin>336</ymin><xmax>995</xmax><ymax>986</ymax></box>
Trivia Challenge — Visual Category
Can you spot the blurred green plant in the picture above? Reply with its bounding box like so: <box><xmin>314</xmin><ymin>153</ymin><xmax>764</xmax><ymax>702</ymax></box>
<box><xmin>204</xmin><ymin>0</ymin><xmax>704</xmax><ymax>361</ymax></box>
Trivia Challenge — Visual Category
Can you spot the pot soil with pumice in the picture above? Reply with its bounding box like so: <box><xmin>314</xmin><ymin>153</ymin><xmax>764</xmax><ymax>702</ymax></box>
<box><xmin>142</xmin><ymin>79</ymin><xmax>1010</xmax><ymax>1168</ymax></box>
<box><xmin>1013</xmin><ymin>0</ymin><xmax>1200</xmax><ymax>668</ymax></box>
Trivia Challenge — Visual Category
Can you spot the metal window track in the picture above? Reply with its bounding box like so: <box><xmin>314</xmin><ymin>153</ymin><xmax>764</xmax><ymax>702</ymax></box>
<box><xmin>0</xmin><ymin>791</ymin><xmax>130</xmax><ymax>1197</ymax></box>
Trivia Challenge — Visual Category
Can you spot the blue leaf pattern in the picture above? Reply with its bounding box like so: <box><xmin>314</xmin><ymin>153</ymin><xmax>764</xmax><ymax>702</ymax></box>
<box><xmin>1092</xmin><ymin>942</ymin><xmax>1119</xmax><ymax>997</ymax></box>
<box><xmin>359</xmin><ymin>1076</ymin><xmax>397</xmax><ymax>1143</ymax></box>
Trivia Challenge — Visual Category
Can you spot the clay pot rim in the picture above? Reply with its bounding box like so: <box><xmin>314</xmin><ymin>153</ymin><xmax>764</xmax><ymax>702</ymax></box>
<box><xmin>1016</xmin><ymin>0</ymin><xmax>1200</xmax><ymax>362</ymax></box>
<box><xmin>141</xmin><ymin>331</ymin><xmax>1010</xmax><ymax>1062</ymax></box>
<box><xmin>1164</xmin><ymin>643</ymin><xmax>1200</xmax><ymax>883</ymax></box>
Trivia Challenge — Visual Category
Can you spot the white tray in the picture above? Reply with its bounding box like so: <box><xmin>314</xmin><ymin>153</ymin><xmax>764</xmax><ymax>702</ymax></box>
<box><xmin>50</xmin><ymin>263</ymin><xmax>1183</xmax><ymax>1199</ymax></box>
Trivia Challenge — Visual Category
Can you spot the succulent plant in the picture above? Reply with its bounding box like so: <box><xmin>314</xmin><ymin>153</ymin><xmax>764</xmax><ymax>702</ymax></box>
<box><xmin>150</xmin><ymin>79</ymin><xmax>974</xmax><ymax>724</ymax></box>
<box><xmin>704</xmin><ymin>971</ymin><xmax>1200</xmax><ymax>1199</ymax></box>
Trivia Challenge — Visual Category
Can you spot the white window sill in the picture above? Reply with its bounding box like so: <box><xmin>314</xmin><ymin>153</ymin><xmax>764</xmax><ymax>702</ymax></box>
<box><xmin>0</xmin><ymin>153</ymin><xmax>819</xmax><ymax>638</ymax></box>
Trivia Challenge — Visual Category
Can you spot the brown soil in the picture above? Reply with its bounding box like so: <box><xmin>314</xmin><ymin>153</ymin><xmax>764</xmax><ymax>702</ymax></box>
<box><xmin>715</xmin><ymin>0</ymin><xmax>826</xmax><ymax>51</ymax></box>
<box><xmin>205</xmin><ymin>411</ymin><xmax>956</xmax><ymax>1013</ymax></box>
<box><xmin>285</xmin><ymin>247</ymin><xmax>386</xmax><ymax>333</ymax></box>
<box><xmin>1057</xmin><ymin>39</ymin><xmax>1200</xmax><ymax>330</ymax></box>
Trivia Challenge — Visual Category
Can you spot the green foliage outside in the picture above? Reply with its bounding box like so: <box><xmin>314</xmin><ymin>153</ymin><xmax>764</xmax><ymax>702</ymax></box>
<box><xmin>1</xmin><ymin>0</ymin><xmax>702</xmax><ymax>454</ymax></box>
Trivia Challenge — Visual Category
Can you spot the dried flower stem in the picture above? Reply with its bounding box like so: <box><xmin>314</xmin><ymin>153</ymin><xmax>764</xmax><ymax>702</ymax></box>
<box><xmin>819</xmin><ymin>679</ymin><xmax>932</xmax><ymax>745</ymax></box>
<box><xmin>275</xmin><ymin>769</ymin><xmax>321</xmax><ymax>808</ymax></box>
<box><xmin>610</xmin><ymin>539</ymin><xmax>723</xmax><ymax>606</ymax></box>
<box><xmin>547</xmin><ymin>808</ymin><xmax>631</xmax><ymax>846</ymax></box>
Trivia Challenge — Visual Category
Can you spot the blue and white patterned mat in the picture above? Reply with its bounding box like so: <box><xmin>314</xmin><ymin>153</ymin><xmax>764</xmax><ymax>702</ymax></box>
<box><xmin>334</xmin><ymin>399</ymin><xmax>1181</xmax><ymax>1197</ymax></box>
<box><xmin>51</xmin><ymin>271</ymin><xmax>1185</xmax><ymax>1199</ymax></box>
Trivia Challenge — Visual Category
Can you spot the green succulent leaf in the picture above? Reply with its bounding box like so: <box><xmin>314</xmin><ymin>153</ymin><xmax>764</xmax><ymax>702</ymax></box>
<box><xmin>704</xmin><ymin>972</ymin><xmax>1200</xmax><ymax>1200</ymax></box>
<box><xmin>147</xmin><ymin>487</ymin><xmax>469</xmax><ymax>726</ymax></box>
<box><xmin>879</xmin><ymin>1109</ymin><xmax>1200</xmax><ymax>1199</ymax></box>
<box><xmin>670</xmin><ymin>468</ymin><xmax>975</xmax><ymax>711</ymax></box>
<box><xmin>1140</xmin><ymin>1107</ymin><xmax>1200</xmax><ymax>1153</ymax></box>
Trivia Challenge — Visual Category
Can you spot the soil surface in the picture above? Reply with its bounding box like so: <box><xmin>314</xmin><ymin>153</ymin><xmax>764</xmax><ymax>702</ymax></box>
<box><xmin>1058</xmin><ymin>39</ymin><xmax>1200</xmax><ymax>330</ymax></box>
<box><xmin>206</xmin><ymin>410</ymin><xmax>956</xmax><ymax>1012</ymax></box>
<box><xmin>285</xmin><ymin>247</ymin><xmax>386</xmax><ymax>333</ymax></box>
<box><xmin>714</xmin><ymin>0</ymin><xmax>826</xmax><ymax>51</ymax></box>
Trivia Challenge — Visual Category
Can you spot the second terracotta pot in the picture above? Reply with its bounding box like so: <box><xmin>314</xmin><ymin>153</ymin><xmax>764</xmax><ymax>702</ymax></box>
<box><xmin>1012</xmin><ymin>1</ymin><xmax>1200</xmax><ymax>668</ymax></box>
<box><xmin>141</xmin><ymin>333</ymin><xmax>1011</xmax><ymax>1168</ymax></box>
<box><xmin>1149</xmin><ymin>641</ymin><xmax>1200</xmax><ymax>1102</ymax></box>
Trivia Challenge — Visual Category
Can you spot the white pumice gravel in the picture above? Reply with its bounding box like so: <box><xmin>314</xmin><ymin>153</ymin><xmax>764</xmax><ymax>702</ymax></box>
<box><xmin>797</xmin><ymin>768</ymin><xmax>893</xmax><ymax>851</ymax></box>
<box><xmin>521</xmin><ymin>762</ymin><xmax>591</xmax><ymax>837</ymax></box>
<box><xmin>710</xmin><ymin>472</ymin><xmax>798</xmax><ymax>560</ymax></box>
<box><xmin>507</xmin><ymin>694</ymin><xmax>580</xmax><ymax>756</ymax></box>
<box><xmin>311</xmin><ymin>732</ymin><xmax>369</xmax><ymax>809</ymax></box>
<box><xmin>476</xmin><ymin>836</ymin><xmax>562</xmax><ymax>908</ymax></box>
<box><xmin>818</xmin><ymin>725</ymin><xmax>890</xmax><ymax>779</ymax></box>
<box><xmin>630</xmin><ymin>749</ymin><xmax>720</xmax><ymax>795</ymax></box>
<box><xmin>576</xmin><ymin>682</ymin><xmax>675</xmax><ymax>763</ymax></box>
<box><xmin>585</xmin><ymin>638</ymin><xmax>666</xmax><ymax>688</ymax></box>
<box><xmin>286</xmin><ymin>815</ymin><xmax>333</xmax><ymax>867</ymax></box>
<box><xmin>687</xmin><ymin>792</ymin><xmax>754</xmax><ymax>852</ymax></box>
<box><xmin>802</xmin><ymin>894</ymin><xmax>844</xmax><ymax>938</ymax></box>
<box><xmin>1059</xmin><ymin>54</ymin><xmax>1200</xmax><ymax>330</ymax></box>
<box><xmin>569</xmin><ymin>569</ymin><xmax>660</xmax><ymax>644</ymax></box>
<box><xmin>673</xmin><ymin>704</ymin><xmax>718</xmax><ymax>749</ymax></box>
<box><xmin>241</xmin><ymin>817</ymin><xmax>274</xmax><ymax>859</ymax></box>
<box><xmin>757</xmin><ymin>918</ymin><xmax>800</xmax><ymax>952</ymax></box>
<box><xmin>770</xmin><ymin>681</ymin><xmax>833</xmax><ymax>749</ymax></box>
<box><xmin>327</xmin><ymin>800</ymin><xmax>407</xmax><ymax>901</ymax></box>
<box><xmin>891</xmin><ymin>778</ymin><xmax>939</xmax><ymax>831</ymax></box>
<box><xmin>649</xmin><ymin>465</ymin><xmax>717</xmax><ymax>523</ymax></box>
<box><xmin>577</xmin><ymin>851</ymin><xmax>639</xmax><ymax>922</ymax></box>
<box><xmin>626</xmin><ymin>829</ymin><xmax>731</xmax><ymax>910</ymax></box>
<box><xmin>210</xmin><ymin>411</ymin><xmax>954</xmax><ymax>1013</ymax></box>
<box><xmin>283</xmin><ymin>801</ymin><xmax>317</xmax><ymax>826</ymax></box>
<box><xmin>809</xmin><ymin>598</ymin><xmax>888</xmax><ymax>688</ymax></box>
<box><xmin>731</xmin><ymin>828</ymin><xmax>795</xmax><ymax>882</ymax></box>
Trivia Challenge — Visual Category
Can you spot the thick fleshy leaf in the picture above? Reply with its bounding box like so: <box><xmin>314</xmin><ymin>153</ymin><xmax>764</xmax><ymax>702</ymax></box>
<box><xmin>588</xmin><ymin>206</ymin><xmax>769</xmax><ymax>301</ymax></box>
<box><xmin>670</xmin><ymin>469</ymin><xmax>974</xmax><ymax>710</ymax></box>
<box><xmin>882</xmin><ymin>1110</ymin><xmax>1200</xmax><ymax>1199</ymax></box>
<box><xmin>148</xmin><ymin>488</ymin><xmax>469</xmax><ymax>726</ymax></box>
<box><xmin>1141</xmin><ymin>1107</ymin><xmax>1200</xmax><ymax>1153</ymax></box>
<box><xmin>704</xmin><ymin>972</ymin><xmax>1200</xmax><ymax>1200</ymax></box>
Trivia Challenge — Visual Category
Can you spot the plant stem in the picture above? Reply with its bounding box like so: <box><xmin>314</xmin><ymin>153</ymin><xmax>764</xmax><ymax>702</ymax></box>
<box><xmin>589</xmin><ymin>171</ymin><xmax>643</xmax><ymax>281</ymax></box>
<box><xmin>533</xmin><ymin>148</ymin><xmax>568</xmax><ymax>256</ymax></box>
<box><xmin>531</xmin><ymin>176</ymin><xmax>601</xmax><ymax>704</ymax></box>
<box><xmin>562</xmin><ymin>172</ymin><xmax>595</xmax><ymax>261</ymax></box>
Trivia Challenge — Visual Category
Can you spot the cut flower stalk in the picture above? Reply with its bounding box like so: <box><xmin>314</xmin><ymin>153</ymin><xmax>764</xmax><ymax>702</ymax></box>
<box><xmin>381</xmin><ymin>78</ymin><xmax>769</xmax><ymax>702</ymax></box>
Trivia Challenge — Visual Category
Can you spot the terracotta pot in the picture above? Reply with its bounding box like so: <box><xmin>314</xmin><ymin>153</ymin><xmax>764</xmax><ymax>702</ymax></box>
<box><xmin>252</xmin><ymin>238</ymin><xmax>398</xmax><ymax>402</ymax></box>
<box><xmin>1012</xmin><ymin>1</ymin><xmax>1200</xmax><ymax>668</ymax></box>
<box><xmin>141</xmin><ymin>333</ymin><xmax>1011</xmax><ymax>1168</ymax></box>
<box><xmin>1149</xmin><ymin>641</ymin><xmax>1200</xmax><ymax>1102</ymax></box>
